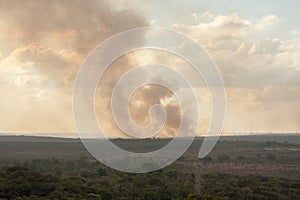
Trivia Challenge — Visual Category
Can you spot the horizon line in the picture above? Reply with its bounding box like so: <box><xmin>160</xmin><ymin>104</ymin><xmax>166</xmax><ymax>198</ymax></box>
<box><xmin>0</xmin><ymin>132</ymin><xmax>299</xmax><ymax>140</ymax></box>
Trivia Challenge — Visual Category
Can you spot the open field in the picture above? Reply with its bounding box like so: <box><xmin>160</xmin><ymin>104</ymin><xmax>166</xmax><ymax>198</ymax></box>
<box><xmin>0</xmin><ymin>134</ymin><xmax>299</xmax><ymax>179</ymax></box>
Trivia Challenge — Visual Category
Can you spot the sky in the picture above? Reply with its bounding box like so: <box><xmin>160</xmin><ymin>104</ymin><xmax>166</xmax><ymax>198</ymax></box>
<box><xmin>0</xmin><ymin>0</ymin><xmax>299</xmax><ymax>137</ymax></box>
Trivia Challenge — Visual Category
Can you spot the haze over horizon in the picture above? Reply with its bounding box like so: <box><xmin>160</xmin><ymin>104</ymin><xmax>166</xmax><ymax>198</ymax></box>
<box><xmin>0</xmin><ymin>0</ymin><xmax>299</xmax><ymax>137</ymax></box>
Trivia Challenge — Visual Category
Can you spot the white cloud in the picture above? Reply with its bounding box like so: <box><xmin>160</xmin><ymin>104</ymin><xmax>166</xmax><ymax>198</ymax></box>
<box><xmin>173</xmin><ymin>12</ymin><xmax>299</xmax><ymax>88</ymax></box>
<box><xmin>174</xmin><ymin>13</ymin><xmax>279</xmax><ymax>43</ymax></box>
<box><xmin>248</xmin><ymin>39</ymin><xmax>281</xmax><ymax>55</ymax></box>
<box><xmin>291</xmin><ymin>30</ymin><xmax>300</xmax><ymax>35</ymax></box>
<box><xmin>254</xmin><ymin>15</ymin><xmax>280</xmax><ymax>30</ymax></box>
<box><xmin>170</xmin><ymin>11</ymin><xmax>300</xmax><ymax>133</ymax></box>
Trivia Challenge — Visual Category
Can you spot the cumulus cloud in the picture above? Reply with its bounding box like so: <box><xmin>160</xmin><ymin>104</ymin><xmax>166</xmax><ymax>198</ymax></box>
<box><xmin>174</xmin><ymin>12</ymin><xmax>279</xmax><ymax>43</ymax></box>
<box><xmin>255</xmin><ymin>15</ymin><xmax>280</xmax><ymax>30</ymax></box>
<box><xmin>173</xmin><ymin>12</ymin><xmax>299</xmax><ymax>88</ymax></box>
<box><xmin>172</xmin><ymin>12</ymin><xmax>300</xmax><ymax>133</ymax></box>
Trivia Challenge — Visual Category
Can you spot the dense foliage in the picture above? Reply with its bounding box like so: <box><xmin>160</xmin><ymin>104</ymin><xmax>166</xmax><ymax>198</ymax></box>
<box><xmin>0</xmin><ymin>158</ymin><xmax>299</xmax><ymax>200</ymax></box>
<box><xmin>0</xmin><ymin>137</ymin><xmax>299</xmax><ymax>199</ymax></box>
